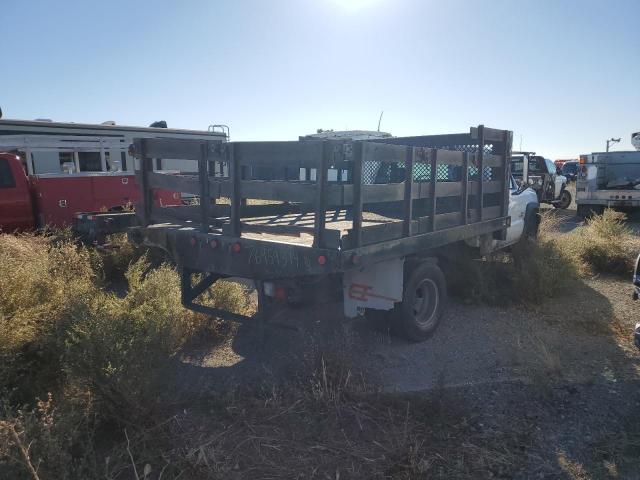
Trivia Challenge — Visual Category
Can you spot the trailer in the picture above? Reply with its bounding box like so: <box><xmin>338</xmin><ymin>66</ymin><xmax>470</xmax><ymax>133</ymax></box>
<box><xmin>128</xmin><ymin>125</ymin><xmax>539</xmax><ymax>341</ymax></box>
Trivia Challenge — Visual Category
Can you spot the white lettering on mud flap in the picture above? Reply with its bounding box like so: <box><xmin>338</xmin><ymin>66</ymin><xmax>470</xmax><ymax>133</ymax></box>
<box><xmin>343</xmin><ymin>258</ymin><xmax>404</xmax><ymax>318</ymax></box>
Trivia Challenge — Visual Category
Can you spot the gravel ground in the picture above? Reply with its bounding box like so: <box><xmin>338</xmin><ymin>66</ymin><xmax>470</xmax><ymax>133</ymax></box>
<box><xmin>176</xmin><ymin>209</ymin><xmax>640</xmax><ymax>478</ymax></box>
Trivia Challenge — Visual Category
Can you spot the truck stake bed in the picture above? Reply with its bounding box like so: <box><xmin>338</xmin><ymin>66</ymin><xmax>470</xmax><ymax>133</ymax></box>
<box><xmin>128</xmin><ymin>125</ymin><xmax>516</xmax><ymax>337</ymax></box>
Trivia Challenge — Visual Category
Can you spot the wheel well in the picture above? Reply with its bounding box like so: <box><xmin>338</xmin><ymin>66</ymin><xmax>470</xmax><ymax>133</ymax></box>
<box><xmin>403</xmin><ymin>255</ymin><xmax>439</xmax><ymax>279</ymax></box>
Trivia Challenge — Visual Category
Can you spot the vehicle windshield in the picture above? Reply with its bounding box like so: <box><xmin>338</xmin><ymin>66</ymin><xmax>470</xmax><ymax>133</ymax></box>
<box><xmin>598</xmin><ymin>163</ymin><xmax>640</xmax><ymax>189</ymax></box>
<box><xmin>562</xmin><ymin>162</ymin><xmax>577</xmax><ymax>174</ymax></box>
<box><xmin>544</xmin><ymin>159</ymin><xmax>557</xmax><ymax>174</ymax></box>
<box><xmin>511</xmin><ymin>156</ymin><xmax>524</xmax><ymax>176</ymax></box>
<box><xmin>528</xmin><ymin>156</ymin><xmax>547</xmax><ymax>174</ymax></box>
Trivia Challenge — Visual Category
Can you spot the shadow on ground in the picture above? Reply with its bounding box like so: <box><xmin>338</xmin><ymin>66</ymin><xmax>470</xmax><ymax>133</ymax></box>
<box><xmin>172</xmin><ymin>272</ymin><xmax>640</xmax><ymax>478</ymax></box>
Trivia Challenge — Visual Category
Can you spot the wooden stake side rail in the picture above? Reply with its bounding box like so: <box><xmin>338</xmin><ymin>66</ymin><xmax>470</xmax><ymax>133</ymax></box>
<box><xmin>145</xmin><ymin>173</ymin><xmax>505</xmax><ymax>206</ymax></box>
<box><xmin>132</xmin><ymin>125</ymin><xmax>510</xmax><ymax>252</ymax></box>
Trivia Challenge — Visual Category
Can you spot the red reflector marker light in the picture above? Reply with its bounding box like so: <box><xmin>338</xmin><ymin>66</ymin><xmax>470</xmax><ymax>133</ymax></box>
<box><xmin>232</xmin><ymin>242</ymin><xmax>241</xmax><ymax>253</ymax></box>
<box><xmin>317</xmin><ymin>255</ymin><xmax>327</xmax><ymax>265</ymax></box>
<box><xmin>209</xmin><ymin>239</ymin><xmax>218</xmax><ymax>249</ymax></box>
<box><xmin>275</xmin><ymin>287</ymin><xmax>287</xmax><ymax>300</ymax></box>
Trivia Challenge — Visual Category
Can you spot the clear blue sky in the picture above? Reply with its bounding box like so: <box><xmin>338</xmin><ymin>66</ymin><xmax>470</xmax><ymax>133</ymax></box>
<box><xmin>2</xmin><ymin>0</ymin><xmax>638</xmax><ymax>158</ymax></box>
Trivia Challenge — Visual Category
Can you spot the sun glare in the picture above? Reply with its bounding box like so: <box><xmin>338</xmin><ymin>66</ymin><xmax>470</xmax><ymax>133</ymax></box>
<box><xmin>329</xmin><ymin>0</ymin><xmax>381</xmax><ymax>11</ymax></box>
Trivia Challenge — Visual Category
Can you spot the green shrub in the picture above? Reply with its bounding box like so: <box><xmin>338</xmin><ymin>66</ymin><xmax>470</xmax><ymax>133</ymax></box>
<box><xmin>443</xmin><ymin>213</ymin><xmax>579</xmax><ymax>306</ymax></box>
<box><xmin>0</xmin><ymin>234</ymin><xmax>251</xmax><ymax>422</ymax></box>
<box><xmin>87</xmin><ymin>233</ymin><xmax>151</xmax><ymax>287</ymax></box>
<box><xmin>64</xmin><ymin>255</ymin><xmax>252</xmax><ymax>422</ymax></box>
<box><xmin>0</xmin><ymin>234</ymin><xmax>97</xmax><ymax>402</ymax></box>
<box><xmin>511</xmin><ymin>239</ymin><xmax>578</xmax><ymax>303</ymax></box>
<box><xmin>452</xmin><ymin>209</ymin><xmax>638</xmax><ymax>307</ymax></box>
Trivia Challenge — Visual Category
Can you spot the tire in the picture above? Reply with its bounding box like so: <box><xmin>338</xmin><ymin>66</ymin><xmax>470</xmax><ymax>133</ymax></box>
<box><xmin>395</xmin><ymin>262</ymin><xmax>447</xmax><ymax>342</ymax></box>
<box><xmin>554</xmin><ymin>189</ymin><xmax>572</xmax><ymax>209</ymax></box>
<box><xmin>516</xmin><ymin>206</ymin><xmax>540</xmax><ymax>248</ymax></box>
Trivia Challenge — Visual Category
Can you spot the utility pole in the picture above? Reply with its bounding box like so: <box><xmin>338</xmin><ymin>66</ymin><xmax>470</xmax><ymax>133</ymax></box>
<box><xmin>606</xmin><ymin>137</ymin><xmax>621</xmax><ymax>152</ymax></box>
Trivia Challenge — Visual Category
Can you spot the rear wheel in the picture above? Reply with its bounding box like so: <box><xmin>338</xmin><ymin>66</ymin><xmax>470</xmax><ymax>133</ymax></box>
<box><xmin>554</xmin><ymin>189</ymin><xmax>572</xmax><ymax>209</ymax></box>
<box><xmin>395</xmin><ymin>262</ymin><xmax>447</xmax><ymax>342</ymax></box>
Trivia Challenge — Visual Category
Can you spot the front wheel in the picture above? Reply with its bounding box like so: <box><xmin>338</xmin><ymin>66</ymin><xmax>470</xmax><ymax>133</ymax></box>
<box><xmin>395</xmin><ymin>262</ymin><xmax>447</xmax><ymax>342</ymax></box>
<box><xmin>554</xmin><ymin>189</ymin><xmax>572</xmax><ymax>209</ymax></box>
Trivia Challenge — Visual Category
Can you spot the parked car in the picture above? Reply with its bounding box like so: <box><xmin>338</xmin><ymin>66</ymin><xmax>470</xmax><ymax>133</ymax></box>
<box><xmin>561</xmin><ymin>161</ymin><xmax>578</xmax><ymax>182</ymax></box>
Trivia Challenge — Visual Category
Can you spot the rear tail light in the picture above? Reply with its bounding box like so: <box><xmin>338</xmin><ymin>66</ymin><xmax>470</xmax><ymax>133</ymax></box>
<box><xmin>317</xmin><ymin>255</ymin><xmax>327</xmax><ymax>265</ymax></box>
<box><xmin>275</xmin><ymin>287</ymin><xmax>287</xmax><ymax>300</ymax></box>
<box><xmin>209</xmin><ymin>239</ymin><xmax>219</xmax><ymax>249</ymax></box>
<box><xmin>231</xmin><ymin>242</ymin><xmax>241</xmax><ymax>253</ymax></box>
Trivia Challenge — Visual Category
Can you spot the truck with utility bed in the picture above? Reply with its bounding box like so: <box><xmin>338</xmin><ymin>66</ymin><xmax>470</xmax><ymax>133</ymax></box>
<box><xmin>576</xmin><ymin>151</ymin><xmax>640</xmax><ymax>217</ymax></box>
<box><xmin>128</xmin><ymin>125</ymin><xmax>539</xmax><ymax>341</ymax></box>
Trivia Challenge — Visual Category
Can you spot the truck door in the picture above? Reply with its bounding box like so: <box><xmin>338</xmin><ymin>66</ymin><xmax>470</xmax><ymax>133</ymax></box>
<box><xmin>0</xmin><ymin>154</ymin><xmax>35</xmax><ymax>232</ymax></box>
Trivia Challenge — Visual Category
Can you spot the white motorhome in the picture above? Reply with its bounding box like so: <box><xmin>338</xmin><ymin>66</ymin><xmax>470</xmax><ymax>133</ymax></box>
<box><xmin>0</xmin><ymin>118</ymin><xmax>228</xmax><ymax>175</ymax></box>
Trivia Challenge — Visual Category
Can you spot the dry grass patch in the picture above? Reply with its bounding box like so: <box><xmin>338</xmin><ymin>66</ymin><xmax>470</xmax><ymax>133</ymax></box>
<box><xmin>0</xmin><ymin>232</ymin><xmax>250</xmax><ymax>415</ymax></box>
<box><xmin>448</xmin><ymin>209</ymin><xmax>639</xmax><ymax>307</ymax></box>
<box><xmin>553</xmin><ymin>209</ymin><xmax>640</xmax><ymax>276</ymax></box>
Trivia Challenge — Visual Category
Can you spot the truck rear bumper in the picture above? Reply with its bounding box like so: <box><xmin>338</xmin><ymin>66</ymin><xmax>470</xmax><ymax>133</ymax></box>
<box><xmin>129</xmin><ymin>224</ymin><xmax>341</xmax><ymax>279</ymax></box>
<box><xmin>576</xmin><ymin>191</ymin><xmax>640</xmax><ymax>208</ymax></box>
<box><xmin>576</xmin><ymin>199</ymin><xmax>640</xmax><ymax>208</ymax></box>
<box><xmin>75</xmin><ymin>211</ymin><xmax>138</xmax><ymax>243</ymax></box>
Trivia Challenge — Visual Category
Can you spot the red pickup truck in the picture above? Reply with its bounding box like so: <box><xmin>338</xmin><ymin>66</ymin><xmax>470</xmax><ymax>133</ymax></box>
<box><xmin>0</xmin><ymin>151</ymin><xmax>178</xmax><ymax>234</ymax></box>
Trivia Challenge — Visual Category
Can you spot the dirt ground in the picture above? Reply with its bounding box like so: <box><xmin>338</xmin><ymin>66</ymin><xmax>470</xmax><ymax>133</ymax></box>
<box><xmin>175</xmin><ymin>204</ymin><xmax>640</xmax><ymax>478</ymax></box>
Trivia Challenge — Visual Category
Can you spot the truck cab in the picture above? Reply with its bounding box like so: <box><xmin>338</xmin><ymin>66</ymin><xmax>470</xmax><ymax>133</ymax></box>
<box><xmin>0</xmin><ymin>152</ymin><xmax>35</xmax><ymax>232</ymax></box>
